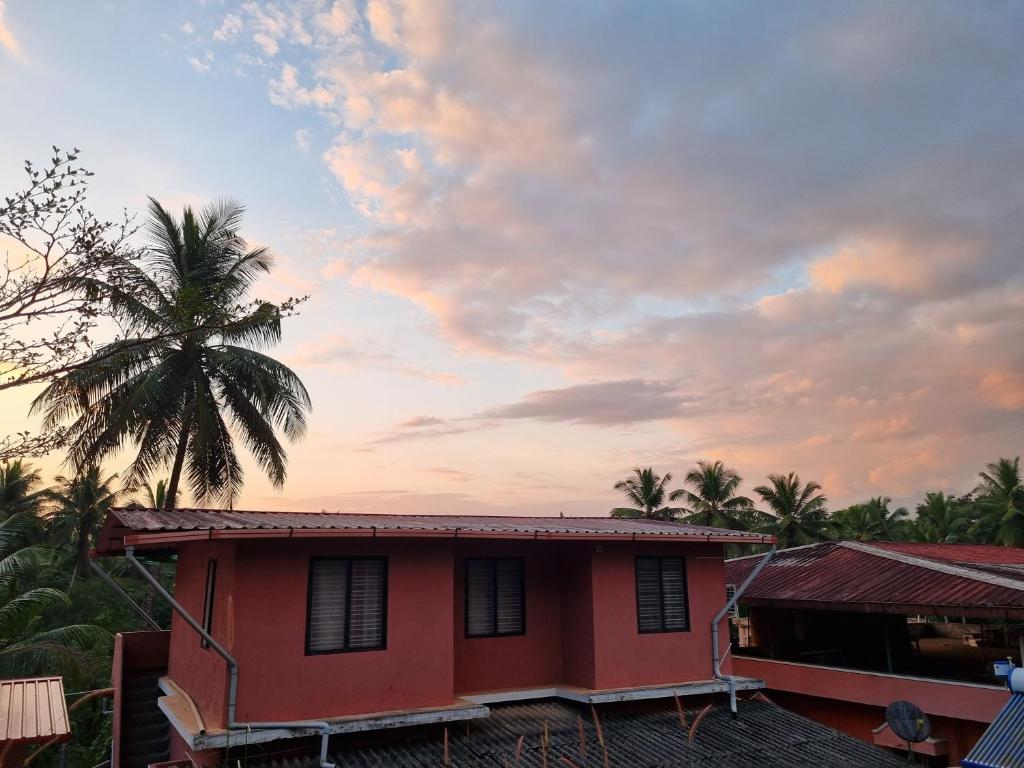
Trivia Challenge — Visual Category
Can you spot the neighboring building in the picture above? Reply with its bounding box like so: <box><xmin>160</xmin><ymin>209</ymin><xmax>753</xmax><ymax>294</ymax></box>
<box><xmin>726</xmin><ymin>541</ymin><xmax>1024</xmax><ymax>766</ymax></box>
<box><xmin>0</xmin><ymin>677</ymin><xmax>71</xmax><ymax>768</ymax></box>
<box><xmin>95</xmin><ymin>508</ymin><xmax>780</xmax><ymax>767</ymax></box>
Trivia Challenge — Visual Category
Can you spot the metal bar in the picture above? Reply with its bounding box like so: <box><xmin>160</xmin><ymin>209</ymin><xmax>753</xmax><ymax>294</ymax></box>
<box><xmin>711</xmin><ymin>545</ymin><xmax>776</xmax><ymax>716</ymax></box>
<box><xmin>89</xmin><ymin>561</ymin><xmax>163</xmax><ymax>631</ymax></box>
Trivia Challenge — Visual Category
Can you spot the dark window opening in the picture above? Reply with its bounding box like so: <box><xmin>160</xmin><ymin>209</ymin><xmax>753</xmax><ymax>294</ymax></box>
<box><xmin>465</xmin><ymin>558</ymin><xmax>524</xmax><ymax>637</ymax></box>
<box><xmin>635</xmin><ymin>556</ymin><xmax>690</xmax><ymax>633</ymax></box>
<box><xmin>201</xmin><ymin>559</ymin><xmax>216</xmax><ymax>649</ymax></box>
<box><xmin>305</xmin><ymin>557</ymin><xmax>387</xmax><ymax>654</ymax></box>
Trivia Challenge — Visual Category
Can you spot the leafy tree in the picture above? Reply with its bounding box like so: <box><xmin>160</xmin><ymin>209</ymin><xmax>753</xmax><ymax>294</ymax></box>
<box><xmin>32</xmin><ymin>198</ymin><xmax>310</xmax><ymax>509</ymax></box>
<box><xmin>754</xmin><ymin>473</ymin><xmax>830</xmax><ymax>548</ymax></box>
<box><xmin>832</xmin><ymin>496</ymin><xmax>911</xmax><ymax>541</ymax></box>
<box><xmin>42</xmin><ymin>466</ymin><xmax>119</xmax><ymax>585</ymax></box>
<box><xmin>0</xmin><ymin>150</ymin><xmax>137</xmax><ymax>460</ymax></box>
<box><xmin>913</xmin><ymin>491</ymin><xmax>971</xmax><ymax>543</ymax></box>
<box><xmin>670</xmin><ymin>460</ymin><xmax>755</xmax><ymax>529</ymax></box>
<box><xmin>610</xmin><ymin>467</ymin><xmax>680</xmax><ymax>521</ymax></box>
<box><xmin>0</xmin><ymin>459</ymin><xmax>43</xmax><ymax>521</ymax></box>
<box><xmin>972</xmin><ymin>457</ymin><xmax>1024</xmax><ymax>546</ymax></box>
<box><xmin>0</xmin><ymin>513</ymin><xmax>107</xmax><ymax>680</ymax></box>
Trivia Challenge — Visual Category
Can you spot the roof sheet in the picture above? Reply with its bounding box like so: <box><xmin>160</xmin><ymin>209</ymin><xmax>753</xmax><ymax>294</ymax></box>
<box><xmin>725</xmin><ymin>541</ymin><xmax>1024</xmax><ymax>615</ymax></box>
<box><xmin>0</xmin><ymin>677</ymin><xmax>70</xmax><ymax>744</ymax></box>
<box><xmin>962</xmin><ymin>693</ymin><xmax>1024</xmax><ymax>768</ymax></box>
<box><xmin>237</xmin><ymin>699</ymin><xmax>906</xmax><ymax>768</ymax></box>
<box><xmin>99</xmin><ymin>508</ymin><xmax>771</xmax><ymax>552</ymax></box>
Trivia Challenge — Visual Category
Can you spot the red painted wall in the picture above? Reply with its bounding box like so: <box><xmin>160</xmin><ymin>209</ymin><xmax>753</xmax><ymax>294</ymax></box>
<box><xmin>590</xmin><ymin>542</ymin><xmax>729</xmax><ymax>689</ymax></box>
<box><xmin>164</xmin><ymin>537</ymin><xmax>732</xmax><ymax>728</ymax></box>
<box><xmin>452</xmin><ymin>541</ymin><xmax>564</xmax><ymax>693</ymax></box>
<box><xmin>230</xmin><ymin>538</ymin><xmax>455</xmax><ymax>722</ymax></box>
<box><xmin>112</xmin><ymin>630</ymin><xmax>170</xmax><ymax>768</ymax></box>
<box><xmin>167</xmin><ymin>541</ymin><xmax>236</xmax><ymax>730</ymax></box>
<box><xmin>735</xmin><ymin>657</ymin><xmax>1004</xmax><ymax>765</ymax></box>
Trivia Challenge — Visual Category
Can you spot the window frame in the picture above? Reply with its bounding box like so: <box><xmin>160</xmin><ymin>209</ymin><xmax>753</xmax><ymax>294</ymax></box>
<box><xmin>634</xmin><ymin>555</ymin><xmax>691</xmax><ymax>634</ymax></box>
<box><xmin>200</xmin><ymin>559</ymin><xmax>217</xmax><ymax>649</ymax></box>
<box><xmin>464</xmin><ymin>557</ymin><xmax>526</xmax><ymax>639</ymax></box>
<box><xmin>304</xmin><ymin>555</ymin><xmax>389</xmax><ymax>656</ymax></box>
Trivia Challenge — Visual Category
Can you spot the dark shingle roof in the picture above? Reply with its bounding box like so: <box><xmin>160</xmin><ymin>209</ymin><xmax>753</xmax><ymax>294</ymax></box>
<box><xmin>233</xmin><ymin>699</ymin><xmax>906</xmax><ymax>768</ymax></box>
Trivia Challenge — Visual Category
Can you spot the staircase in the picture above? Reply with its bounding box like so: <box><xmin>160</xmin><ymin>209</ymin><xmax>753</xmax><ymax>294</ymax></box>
<box><xmin>119</xmin><ymin>673</ymin><xmax>170</xmax><ymax>768</ymax></box>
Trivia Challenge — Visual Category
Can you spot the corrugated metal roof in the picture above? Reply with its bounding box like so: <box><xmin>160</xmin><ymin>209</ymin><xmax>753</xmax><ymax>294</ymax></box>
<box><xmin>871</xmin><ymin>542</ymin><xmax>1024</xmax><ymax>565</ymax></box>
<box><xmin>0</xmin><ymin>677</ymin><xmax>70</xmax><ymax>744</ymax></box>
<box><xmin>99</xmin><ymin>508</ymin><xmax>771</xmax><ymax>551</ymax></box>
<box><xmin>725</xmin><ymin>541</ymin><xmax>1024</xmax><ymax>615</ymax></box>
<box><xmin>235</xmin><ymin>698</ymin><xmax>907</xmax><ymax>768</ymax></box>
<box><xmin>962</xmin><ymin>693</ymin><xmax>1024</xmax><ymax>768</ymax></box>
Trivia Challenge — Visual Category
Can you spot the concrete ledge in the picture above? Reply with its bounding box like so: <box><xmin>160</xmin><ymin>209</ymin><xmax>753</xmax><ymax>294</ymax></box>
<box><xmin>156</xmin><ymin>677</ymin><xmax>489</xmax><ymax>751</ymax></box>
<box><xmin>462</xmin><ymin>677</ymin><xmax>764</xmax><ymax>705</ymax></box>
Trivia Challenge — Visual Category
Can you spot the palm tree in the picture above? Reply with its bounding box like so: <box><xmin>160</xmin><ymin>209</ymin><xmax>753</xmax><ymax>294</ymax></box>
<box><xmin>611</xmin><ymin>467</ymin><xmax>680</xmax><ymax>521</ymax></box>
<box><xmin>0</xmin><ymin>513</ymin><xmax>107</xmax><ymax>679</ymax></box>
<box><xmin>914</xmin><ymin>491</ymin><xmax>970</xmax><ymax>543</ymax></box>
<box><xmin>43</xmin><ymin>466</ymin><xmax>119</xmax><ymax>585</ymax></box>
<box><xmin>832</xmin><ymin>497</ymin><xmax>910</xmax><ymax>541</ymax></box>
<box><xmin>670</xmin><ymin>460</ymin><xmax>754</xmax><ymax>529</ymax></box>
<box><xmin>32</xmin><ymin>199</ymin><xmax>311</xmax><ymax>509</ymax></box>
<box><xmin>972</xmin><ymin>457</ymin><xmax>1024</xmax><ymax>546</ymax></box>
<box><xmin>754</xmin><ymin>473</ymin><xmax>830</xmax><ymax>548</ymax></box>
<box><xmin>0</xmin><ymin>460</ymin><xmax>43</xmax><ymax>522</ymax></box>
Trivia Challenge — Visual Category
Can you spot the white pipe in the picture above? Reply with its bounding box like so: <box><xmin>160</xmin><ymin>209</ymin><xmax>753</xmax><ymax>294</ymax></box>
<box><xmin>125</xmin><ymin>547</ymin><xmax>336</xmax><ymax>767</ymax></box>
<box><xmin>711</xmin><ymin>545</ymin><xmax>776</xmax><ymax>717</ymax></box>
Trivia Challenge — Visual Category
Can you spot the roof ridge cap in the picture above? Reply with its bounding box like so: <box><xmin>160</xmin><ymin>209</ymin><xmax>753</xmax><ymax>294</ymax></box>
<box><xmin>839</xmin><ymin>540</ymin><xmax>1024</xmax><ymax>592</ymax></box>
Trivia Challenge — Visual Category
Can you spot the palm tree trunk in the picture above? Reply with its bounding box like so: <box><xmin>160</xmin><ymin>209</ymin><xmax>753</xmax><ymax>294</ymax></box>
<box><xmin>164</xmin><ymin>408</ymin><xmax>193</xmax><ymax>510</ymax></box>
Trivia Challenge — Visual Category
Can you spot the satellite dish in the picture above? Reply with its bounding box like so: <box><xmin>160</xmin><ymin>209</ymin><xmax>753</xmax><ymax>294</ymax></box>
<box><xmin>885</xmin><ymin>700</ymin><xmax>931</xmax><ymax>743</ymax></box>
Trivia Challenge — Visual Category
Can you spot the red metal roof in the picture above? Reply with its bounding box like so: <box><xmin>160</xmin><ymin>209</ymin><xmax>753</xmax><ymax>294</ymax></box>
<box><xmin>725</xmin><ymin>541</ymin><xmax>1024</xmax><ymax>618</ymax></box>
<box><xmin>96</xmin><ymin>508</ymin><xmax>772</xmax><ymax>553</ymax></box>
<box><xmin>0</xmin><ymin>677</ymin><xmax>70</xmax><ymax>744</ymax></box>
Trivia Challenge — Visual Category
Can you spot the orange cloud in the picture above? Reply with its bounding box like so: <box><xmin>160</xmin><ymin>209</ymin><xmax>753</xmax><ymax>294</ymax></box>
<box><xmin>979</xmin><ymin>370</ymin><xmax>1024</xmax><ymax>411</ymax></box>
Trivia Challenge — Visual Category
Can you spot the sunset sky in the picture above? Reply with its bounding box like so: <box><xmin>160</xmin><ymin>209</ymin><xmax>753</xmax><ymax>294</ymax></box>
<box><xmin>1</xmin><ymin>1</ymin><xmax>1022</xmax><ymax>515</ymax></box>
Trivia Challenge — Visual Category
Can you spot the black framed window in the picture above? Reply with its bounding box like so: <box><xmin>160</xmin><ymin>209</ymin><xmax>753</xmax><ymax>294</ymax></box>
<box><xmin>635</xmin><ymin>556</ymin><xmax>690</xmax><ymax>633</ymax></box>
<box><xmin>465</xmin><ymin>558</ymin><xmax>524</xmax><ymax>637</ymax></box>
<box><xmin>200</xmin><ymin>559</ymin><xmax>216</xmax><ymax>649</ymax></box>
<box><xmin>305</xmin><ymin>557</ymin><xmax>387</xmax><ymax>654</ymax></box>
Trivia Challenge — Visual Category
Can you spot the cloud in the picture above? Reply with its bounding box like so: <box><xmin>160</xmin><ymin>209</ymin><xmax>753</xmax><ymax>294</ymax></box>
<box><xmin>0</xmin><ymin>0</ymin><xmax>23</xmax><ymax>61</ymax></box>
<box><xmin>295</xmin><ymin>128</ymin><xmax>311</xmax><ymax>152</ymax></box>
<box><xmin>481</xmin><ymin>380</ymin><xmax>687</xmax><ymax>426</ymax></box>
<box><xmin>290</xmin><ymin>332</ymin><xmax>463</xmax><ymax>385</ymax></box>
<box><xmin>214</xmin><ymin>13</ymin><xmax>243</xmax><ymax>41</ymax></box>
<box><xmin>221</xmin><ymin>1</ymin><xmax>1024</xmax><ymax>506</ymax></box>
<box><xmin>181</xmin><ymin>21</ymin><xmax>195</xmax><ymax>35</ymax></box>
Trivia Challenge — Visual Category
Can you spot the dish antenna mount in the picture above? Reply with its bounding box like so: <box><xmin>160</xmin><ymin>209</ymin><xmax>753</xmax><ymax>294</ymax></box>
<box><xmin>885</xmin><ymin>700</ymin><xmax>930</xmax><ymax>764</ymax></box>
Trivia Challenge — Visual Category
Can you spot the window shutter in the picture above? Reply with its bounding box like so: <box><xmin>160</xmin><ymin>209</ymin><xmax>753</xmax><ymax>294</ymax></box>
<box><xmin>495</xmin><ymin>559</ymin><xmax>523</xmax><ymax>634</ymax></box>
<box><xmin>726</xmin><ymin>583</ymin><xmax>738</xmax><ymax>618</ymax></box>
<box><xmin>348</xmin><ymin>559</ymin><xmax>386</xmax><ymax>649</ymax></box>
<box><xmin>466</xmin><ymin>560</ymin><xmax>496</xmax><ymax>636</ymax></box>
<box><xmin>200</xmin><ymin>559</ymin><xmax>217</xmax><ymax>649</ymax></box>
<box><xmin>635</xmin><ymin>557</ymin><xmax>663</xmax><ymax>632</ymax></box>
<box><xmin>308</xmin><ymin>559</ymin><xmax>348</xmax><ymax>653</ymax></box>
<box><xmin>660</xmin><ymin>557</ymin><xmax>688</xmax><ymax>630</ymax></box>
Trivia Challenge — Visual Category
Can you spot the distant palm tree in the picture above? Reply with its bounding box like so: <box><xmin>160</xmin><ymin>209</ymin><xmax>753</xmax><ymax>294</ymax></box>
<box><xmin>43</xmin><ymin>466</ymin><xmax>119</xmax><ymax>585</ymax></box>
<box><xmin>671</xmin><ymin>460</ymin><xmax>754</xmax><ymax>529</ymax></box>
<box><xmin>972</xmin><ymin>457</ymin><xmax>1024</xmax><ymax>546</ymax></box>
<box><xmin>0</xmin><ymin>460</ymin><xmax>43</xmax><ymax>522</ymax></box>
<box><xmin>832</xmin><ymin>497</ymin><xmax>910</xmax><ymax>541</ymax></box>
<box><xmin>0</xmin><ymin>513</ymin><xmax>107</xmax><ymax>679</ymax></box>
<box><xmin>914</xmin><ymin>491</ymin><xmax>970</xmax><ymax>543</ymax></box>
<box><xmin>33</xmin><ymin>199</ymin><xmax>311</xmax><ymax>509</ymax></box>
<box><xmin>611</xmin><ymin>467</ymin><xmax>680</xmax><ymax>521</ymax></box>
<box><xmin>754</xmin><ymin>473</ymin><xmax>830</xmax><ymax>548</ymax></box>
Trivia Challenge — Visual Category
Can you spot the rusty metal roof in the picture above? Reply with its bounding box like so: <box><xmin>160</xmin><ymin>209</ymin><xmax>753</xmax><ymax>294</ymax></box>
<box><xmin>96</xmin><ymin>508</ymin><xmax>772</xmax><ymax>553</ymax></box>
<box><xmin>0</xmin><ymin>677</ymin><xmax>70</xmax><ymax>744</ymax></box>
<box><xmin>726</xmin><ymin>541</ymin><xmax>1024</xmax><ymax>617</ymax></box>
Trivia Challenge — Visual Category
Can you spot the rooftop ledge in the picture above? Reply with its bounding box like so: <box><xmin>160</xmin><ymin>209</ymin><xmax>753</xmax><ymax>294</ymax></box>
<box><xmin>158</xmin><ymin>676</ymin><xmax>764</xmax><ymax>751</ymax></box>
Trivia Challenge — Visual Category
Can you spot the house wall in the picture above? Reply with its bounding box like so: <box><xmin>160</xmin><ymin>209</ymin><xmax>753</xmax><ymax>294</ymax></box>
<box><xmin>589</xmin><ymin>541</ymin><xmax>729</xmax><ymax>689</ymax></box>
<box><xmin>167</xmin><ymin>541</ymin><xmax>236</xmax><ymax>730</ymax></box>
<box><xmin>229</xmin><ymin>537</ymin><xmax>455</xmax><ymax>722</ymax></box>
<box><xmin>559</xmin><ymin>543</ymin><xmax>596</xmax><ymax>689</ymax></box>
<box><xmin>735</xmin><ymin>656</ymin><xmax>1004</xmax><ymax>765</ymax></box>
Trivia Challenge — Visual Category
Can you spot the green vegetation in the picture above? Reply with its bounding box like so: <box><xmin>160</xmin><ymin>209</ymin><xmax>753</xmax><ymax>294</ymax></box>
<box><xmin>611</xmin><ymin>455</ymin><xmax>1024</xmax><ymax>547</ymax></box>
